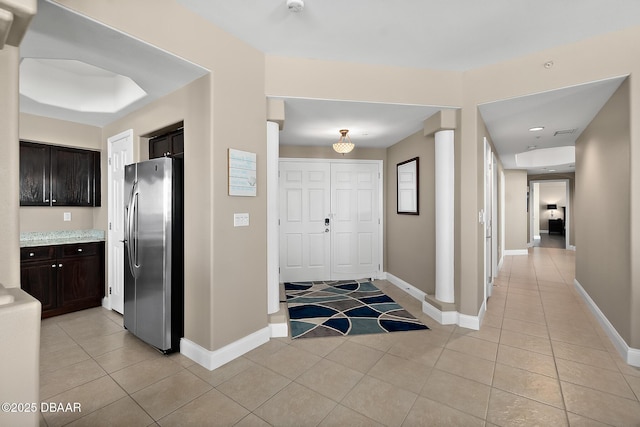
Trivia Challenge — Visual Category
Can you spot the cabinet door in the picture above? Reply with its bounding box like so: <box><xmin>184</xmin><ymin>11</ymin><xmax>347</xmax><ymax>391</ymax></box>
<box><xmin>170</xmin><ymin>130</ymin><xmax>184</xmax><ymax>157</ymax></box>
<box><xmin>58</xmin><ymin>255</ymin><xmax>102</xmax><ymax>308</ymax></box>
<box><xmin>51</xmin><ymin>147</ymin><xmax>96</xmax><ymax>206</ymax></box>
<box><xmin>19</xmin><ymin>142</ymin><xmax>51</xmax><ymax>206</ymax></box>
<box><xmin>149</xmin><ymin>135</ymin><xmax>170</xmax><ymax>159</ymax></box>
<box><xmin>149</xmin><ymin>129</ymin><xmax>184</xmax><ymax>159</ymax></box>
<box><xmin>21</xmin><ymin>261</ymin><xmax>57</xmax><ymax>313</ymax></box>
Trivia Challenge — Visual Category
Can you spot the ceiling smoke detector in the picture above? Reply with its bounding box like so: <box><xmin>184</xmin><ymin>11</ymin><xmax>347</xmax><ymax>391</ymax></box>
<box><xmin>286</xmin><ymin>0</ymin><xmax>304</xmax><ymax>12</ymax></box>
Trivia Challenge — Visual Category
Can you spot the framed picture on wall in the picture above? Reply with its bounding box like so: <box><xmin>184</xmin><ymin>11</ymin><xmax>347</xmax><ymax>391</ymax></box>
<box><xmin>397</xmin><ymin>157</ymin><xmax>419</xmax><ymax>214</ymax></box>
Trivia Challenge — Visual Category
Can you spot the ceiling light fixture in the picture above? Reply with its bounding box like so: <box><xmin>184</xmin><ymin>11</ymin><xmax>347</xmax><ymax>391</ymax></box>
<box><xmin>529</xmin><ymin>126</ymin><xmax>544</xmax><ymax>132</ymax></box>
<box><xmin>333</xmin><ymin>129</ymin><xmax>354</xmax><ymax>154</ymax></box>
<box><xmin>286</xmin><ymin>0</ymin><xmax>304</xmax><ymax>12</ymax></box>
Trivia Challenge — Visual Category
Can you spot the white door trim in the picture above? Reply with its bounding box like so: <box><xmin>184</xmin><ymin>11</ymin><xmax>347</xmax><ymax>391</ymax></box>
<box><xmin>276</xmin><ymin>158</ymin><xmax>384</xmax><ymax>282</ymax></box>
<box><xmin>106</xmin><ymin>129</ymin><xmax>134</xmax><ymax>312</ymax></box>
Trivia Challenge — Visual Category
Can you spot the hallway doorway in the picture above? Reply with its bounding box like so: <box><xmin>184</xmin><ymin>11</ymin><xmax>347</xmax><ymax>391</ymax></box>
<box><xmin>529</xmin><ymin>180</ymin><xmax>570</xmax><ymax>250</ymax></box>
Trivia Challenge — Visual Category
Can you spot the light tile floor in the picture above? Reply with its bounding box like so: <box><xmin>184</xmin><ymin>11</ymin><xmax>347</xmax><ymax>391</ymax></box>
<box><xmin>36</xmin><ymin>247</ymin><xmax>640</xmax><ymax>426</ymax></box>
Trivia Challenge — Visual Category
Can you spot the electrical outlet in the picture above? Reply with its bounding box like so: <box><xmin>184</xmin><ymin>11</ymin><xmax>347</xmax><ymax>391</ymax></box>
<box><xmin>233</xmin><ymin>213</ymin><xmax>249</xmax><ymax>227</ymax></box>
<box><xmin>63</xmin><ymin>212</ymin><xmax>72</xmax><ymax>221</ymax></box>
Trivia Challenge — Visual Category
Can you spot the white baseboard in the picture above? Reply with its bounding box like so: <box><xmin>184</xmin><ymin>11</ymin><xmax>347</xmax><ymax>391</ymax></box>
<box><xmin>573</xmin><ymin>279</ymin><xmax>640</xmax><ymax>367</ymax></box>
<box><xmin>269</xmin><ymin>322</ymin><xmax>288</xmax><ymax>338</ymax></box>
<box><xmin>385</xmin><ymin>272</ymin><xmax>481</xmax><ymax>330</ymax></box>
<box><xmin>385</xmin><ymin>272</ymin><xmax>426</xmax><ymax>301</ymax></box>
<box><xmin>101</xmin><ymin>297</ymin><xmax>111</xmax><ymax>310</ymax></box>
<box><xmin>540</xmin><ymin>230</ymin><xmax>549</xmax><ymax>234</ymax></box>
<box><xmin>504</xmin><ymin>249</ymin><xmax>528</xmax><ymax>256</ymax></box>
<box><xmin>421</xmin><ymin>300</ymin><xmax>458</xmax><ymax>325</ymax></box>
<box><xmin>534</xmin><ymin>235</ymin><xmax>541</xmax><ymax>240</ymax></box>
<box><xmin>180</xmin><ymin>327</ymin><xmax>271</xmax><ymax>371</ymax></box>
<box><xmin>568</xmin><ymin>245</ymin><xmax>576</xmax><ymax>251</ymax></box>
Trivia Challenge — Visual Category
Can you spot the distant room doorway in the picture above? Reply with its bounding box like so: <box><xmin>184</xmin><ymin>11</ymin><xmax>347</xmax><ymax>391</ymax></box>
<box><xmin>530</xmin><ymin>180</ymin><xmax>570</xmax><ymax>249</ymax></box>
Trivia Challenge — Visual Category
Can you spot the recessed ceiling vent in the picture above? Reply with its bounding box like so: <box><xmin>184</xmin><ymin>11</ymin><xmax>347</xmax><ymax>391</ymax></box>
<box><xmin>554</xmin><ymin>128</ymin><xmax>577</xmax><ymax>136</ymax></box>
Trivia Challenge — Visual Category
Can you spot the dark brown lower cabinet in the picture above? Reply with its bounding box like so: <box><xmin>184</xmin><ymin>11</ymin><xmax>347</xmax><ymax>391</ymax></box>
<box><xmin>20</xmin><ymin>242</ymin><xmax>105</xmax><ymax>318</ymax></box>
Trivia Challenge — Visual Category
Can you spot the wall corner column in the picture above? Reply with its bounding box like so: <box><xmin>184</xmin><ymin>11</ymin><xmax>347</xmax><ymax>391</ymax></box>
<box><xmin>0</xmin><ymin>46</ymin><xmax>21</xmax><ymax>288</ymax></box>
<box><xmin>425</xmin><ymin>110</ymin><xmax>457</xmax><ymax>304</ymax></box>
<box><xmin>266</xmin><ymin>99</ymin><xmax>284</xmax><ymax>314</ymax></box>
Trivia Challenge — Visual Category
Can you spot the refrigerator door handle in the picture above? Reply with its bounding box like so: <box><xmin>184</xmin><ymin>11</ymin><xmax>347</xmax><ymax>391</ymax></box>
<box><xmin>126</xmin><ymin>180</ymin><xmax>139</xmax><ymax>277</ymax></box>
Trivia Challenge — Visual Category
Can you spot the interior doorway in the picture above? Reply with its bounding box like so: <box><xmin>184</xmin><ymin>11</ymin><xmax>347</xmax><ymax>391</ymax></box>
<box><xmin>106</xmin><ymin>129</ymin><xmax>134</xmax><ymax>313</ymax></box>
<box><xmin>279</xmin><ymin>159</ymin><xmax>383</xmax><ymax>282</ymax></box>
<box><xmin>529</xmin><ymin>180</ymin><xmax>570</xmax><ymax>249</ymax></box>
<box><xmin>484</xmin><ymin>138</ymin><xmax>499</xmax><ymax>301</ymax></box>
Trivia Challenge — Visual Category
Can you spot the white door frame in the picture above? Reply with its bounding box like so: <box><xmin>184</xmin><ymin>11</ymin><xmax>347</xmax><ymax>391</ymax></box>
<box><xmin>276</xmin><ymin>158</ymin><xmax>384</xmax><ymax>282</ymax></box>
<box><xmin>529</xmin><ymin>179</ymin><xmax>571</xmax><ymax>250</ymax></box>
<box><xmin>483</xmin><ymin>137</ymin><xmax>495</xmax><ymax>300</ymax></box>
<box><xmin>106</xmin><ymin>129</ymin><xmax>134</xmax><ymax>312</ymax></box>
<box><xmin>491</xmin><ymin>152</ymin><xmax>499</xmax><ymax>280</ymax></box>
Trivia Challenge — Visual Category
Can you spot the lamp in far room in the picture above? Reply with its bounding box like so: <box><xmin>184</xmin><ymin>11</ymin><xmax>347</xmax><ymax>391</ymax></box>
<box><xmin>333</xmin><ymin>129</ymin><xmax>354</xmax><ymax>154</ymax></box>
<box><xmin>547</xmin><ymin>204</ymin><xmax>557</xmax><ymax>218</ymax></box>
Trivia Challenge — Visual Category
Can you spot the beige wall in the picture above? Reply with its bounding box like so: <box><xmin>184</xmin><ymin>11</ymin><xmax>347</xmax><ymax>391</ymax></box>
<box><xmin>0</xmin><ymin>46</ymin><xmax>20</xmax><ymax>288</ymax></box>
<box><xmin>279</xmin><ymin>145</ymin><xmax>386</xmax><ymax>161</ymax></box>
<box><xmin>386</xmin><ymin>131</ymin><xmax>436</xmax><ymax>295</ymax></box>
<box><xmin>19</xmin><ymin>113</ymin><xmax>102</xmax><ymax>232</ymax></box>
<box><xmin>503</xmin><ymin>170</ymin><xmax>528</xmax><ymax>251</ymax></box>
<box><xmin>56</xmin><ymin>0</ymin><xmax>268</xmax><ymax>352</ymax></box>
<box><xmin>576</xmin><ymin>79</ymin><xmax>633</xmax><ymax>344</ymax></box>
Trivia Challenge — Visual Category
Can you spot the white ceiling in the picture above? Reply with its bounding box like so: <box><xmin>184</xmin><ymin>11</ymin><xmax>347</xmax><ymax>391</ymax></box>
<box><xmin>19</xmin><ymin>0</ymin><xmax>208</xmax><ymax>127</ymax></box>
<box><xmin>478</xmin><ymin>76</ymin><xmax>627</xmax><ymax>174</ymax></box>
<box><xmin>272</xmin><ymin>98</ymin><xmax>441</xmax><ymax>149</ymax></box>
<box><xmin>20</xmin><ymin>0</ymin><xmax>640</xmax><ymax>173</ymax></box>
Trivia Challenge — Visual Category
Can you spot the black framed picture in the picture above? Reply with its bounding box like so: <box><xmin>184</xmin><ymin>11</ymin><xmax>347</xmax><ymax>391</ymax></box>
<box><xmin>397</xmin><ymin>157</ymin><xmax>419</xmax><ymax>215</ymax></box>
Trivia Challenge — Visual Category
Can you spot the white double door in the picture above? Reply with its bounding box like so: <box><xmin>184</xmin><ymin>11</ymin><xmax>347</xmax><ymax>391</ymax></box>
<box><xmin>279</xmin><ymin>160</ymin><xmax>382</xmax><ymax>282</ymax></box>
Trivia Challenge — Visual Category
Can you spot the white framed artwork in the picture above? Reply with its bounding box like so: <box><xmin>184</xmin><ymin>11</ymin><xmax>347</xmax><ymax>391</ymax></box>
<box><xmin>228</xmin><ymin>149</ymin><xmax>257</xmax><ymax>196</ymax></box>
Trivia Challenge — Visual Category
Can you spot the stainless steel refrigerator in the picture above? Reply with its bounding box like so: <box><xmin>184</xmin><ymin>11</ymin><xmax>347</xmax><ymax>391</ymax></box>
<box><xmin>123</xmin><ymin>157</ymin><xmax>183</xmax><ymax>353</ymax></box>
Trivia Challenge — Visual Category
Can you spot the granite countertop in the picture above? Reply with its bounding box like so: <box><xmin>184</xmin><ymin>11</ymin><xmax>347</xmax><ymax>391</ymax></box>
<box><xmin>20</xmin><ymin>230</ymin><xmax>105</xmax><ymax>248</ymax></box>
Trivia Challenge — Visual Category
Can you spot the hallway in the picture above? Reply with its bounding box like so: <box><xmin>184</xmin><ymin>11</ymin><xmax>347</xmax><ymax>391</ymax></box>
<box><xmin>36</xmin><ymin>248</ymin><xmax>640</xmax><ymax>426</ymax></box>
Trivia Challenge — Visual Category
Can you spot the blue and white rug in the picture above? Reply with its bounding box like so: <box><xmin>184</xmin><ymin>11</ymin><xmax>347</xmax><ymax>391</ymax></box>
<box><xmin>284</xmin><ymin>280</ymin><xmax>428</xmax><ymax>339</ymax></box>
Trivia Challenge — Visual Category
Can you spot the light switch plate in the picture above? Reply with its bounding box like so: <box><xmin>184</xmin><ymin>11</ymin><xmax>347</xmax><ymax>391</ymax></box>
<box><xmin>63</xmin><ymin>212</ymin><xmax>72</xmax><ymax>221</ymax></box>
<box><xmin>234</xmin><ymin>213</ymin><xmax>249</xmax><ymax>227</ymax></box>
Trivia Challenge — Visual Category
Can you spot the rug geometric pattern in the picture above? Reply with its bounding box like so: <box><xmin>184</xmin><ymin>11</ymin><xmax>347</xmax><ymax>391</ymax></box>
<box><xmin>284</xmin><ymin>279</ymin><xmax>429</xmax><ymax>339</ymax></box>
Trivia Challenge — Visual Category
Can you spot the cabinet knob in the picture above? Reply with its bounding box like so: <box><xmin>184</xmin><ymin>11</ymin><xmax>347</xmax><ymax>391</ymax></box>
<box><xmin>29</xmin><ymin>252</ymin><xmax>35</xmax><ymax>257</ymax></box>
<box><xmin>58</xmin><ymin>264</ymin><xmax>63</xmax><ymax>268</ymax></box>
<box><xmin>45</xmin><ymin>199</ymin><xmax>49</xmax><ymax>202</ymax></box>
<box><xmin>51</xmin><ymin>264</ymin><xmax>56</xmax><ymax>268</ymax></box>
<box><xmin>52</xmin><ymin>199</ymin><xmax>57</xmax><ymax>203</ymax></box>
<box><xmin>77</xmin><ymin>248</ymin><xmax>83</xmax><ymax>252</ymax></box>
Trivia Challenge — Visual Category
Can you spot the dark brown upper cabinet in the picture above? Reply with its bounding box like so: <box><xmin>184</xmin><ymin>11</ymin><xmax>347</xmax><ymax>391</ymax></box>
<box><xmin>20</xmin><ymin>141</ymin><xmax>101</xmax><ymax>207</ymax></box>
<box><xmin>149</xmin><ymin>128</ymin><xmax>184</xmax><ymax>159</ymax></box>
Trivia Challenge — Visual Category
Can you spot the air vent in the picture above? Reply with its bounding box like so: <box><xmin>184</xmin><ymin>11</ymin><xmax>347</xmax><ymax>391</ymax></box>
<box><xmin>554</xmin><ymin>128</ymin><xmax>577</xmax><ymax>136</ymax></box>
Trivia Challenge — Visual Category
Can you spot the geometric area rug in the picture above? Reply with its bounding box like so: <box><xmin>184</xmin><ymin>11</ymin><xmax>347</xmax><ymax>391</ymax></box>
<box><xmin>284</xmin><ymin>279</ymin><xmax>429</xmax><ymax>339</ymax></box>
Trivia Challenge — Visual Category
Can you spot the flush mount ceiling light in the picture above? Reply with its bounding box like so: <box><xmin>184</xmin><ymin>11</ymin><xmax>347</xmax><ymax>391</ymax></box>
<box><xmin>333</xmin><ymin>129</ymin><xmax>354</xmax><ymax>154</ymax></box>
<box><xmin>529</xmin><ymin>126</ymin><xmax>545</xmax><ymax>132</ymax></box>
<box><xmin>286</xmin><ymin>0</ymin><xmax>304</xmax><ymax>12</ymax></box>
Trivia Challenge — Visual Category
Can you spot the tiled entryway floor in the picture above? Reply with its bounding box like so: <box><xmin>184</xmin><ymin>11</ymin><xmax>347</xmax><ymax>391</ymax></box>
<box><xmin>38</xmin><ymin>248</ymin><xmax>640</xmax><ymax>426</ymax></box>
